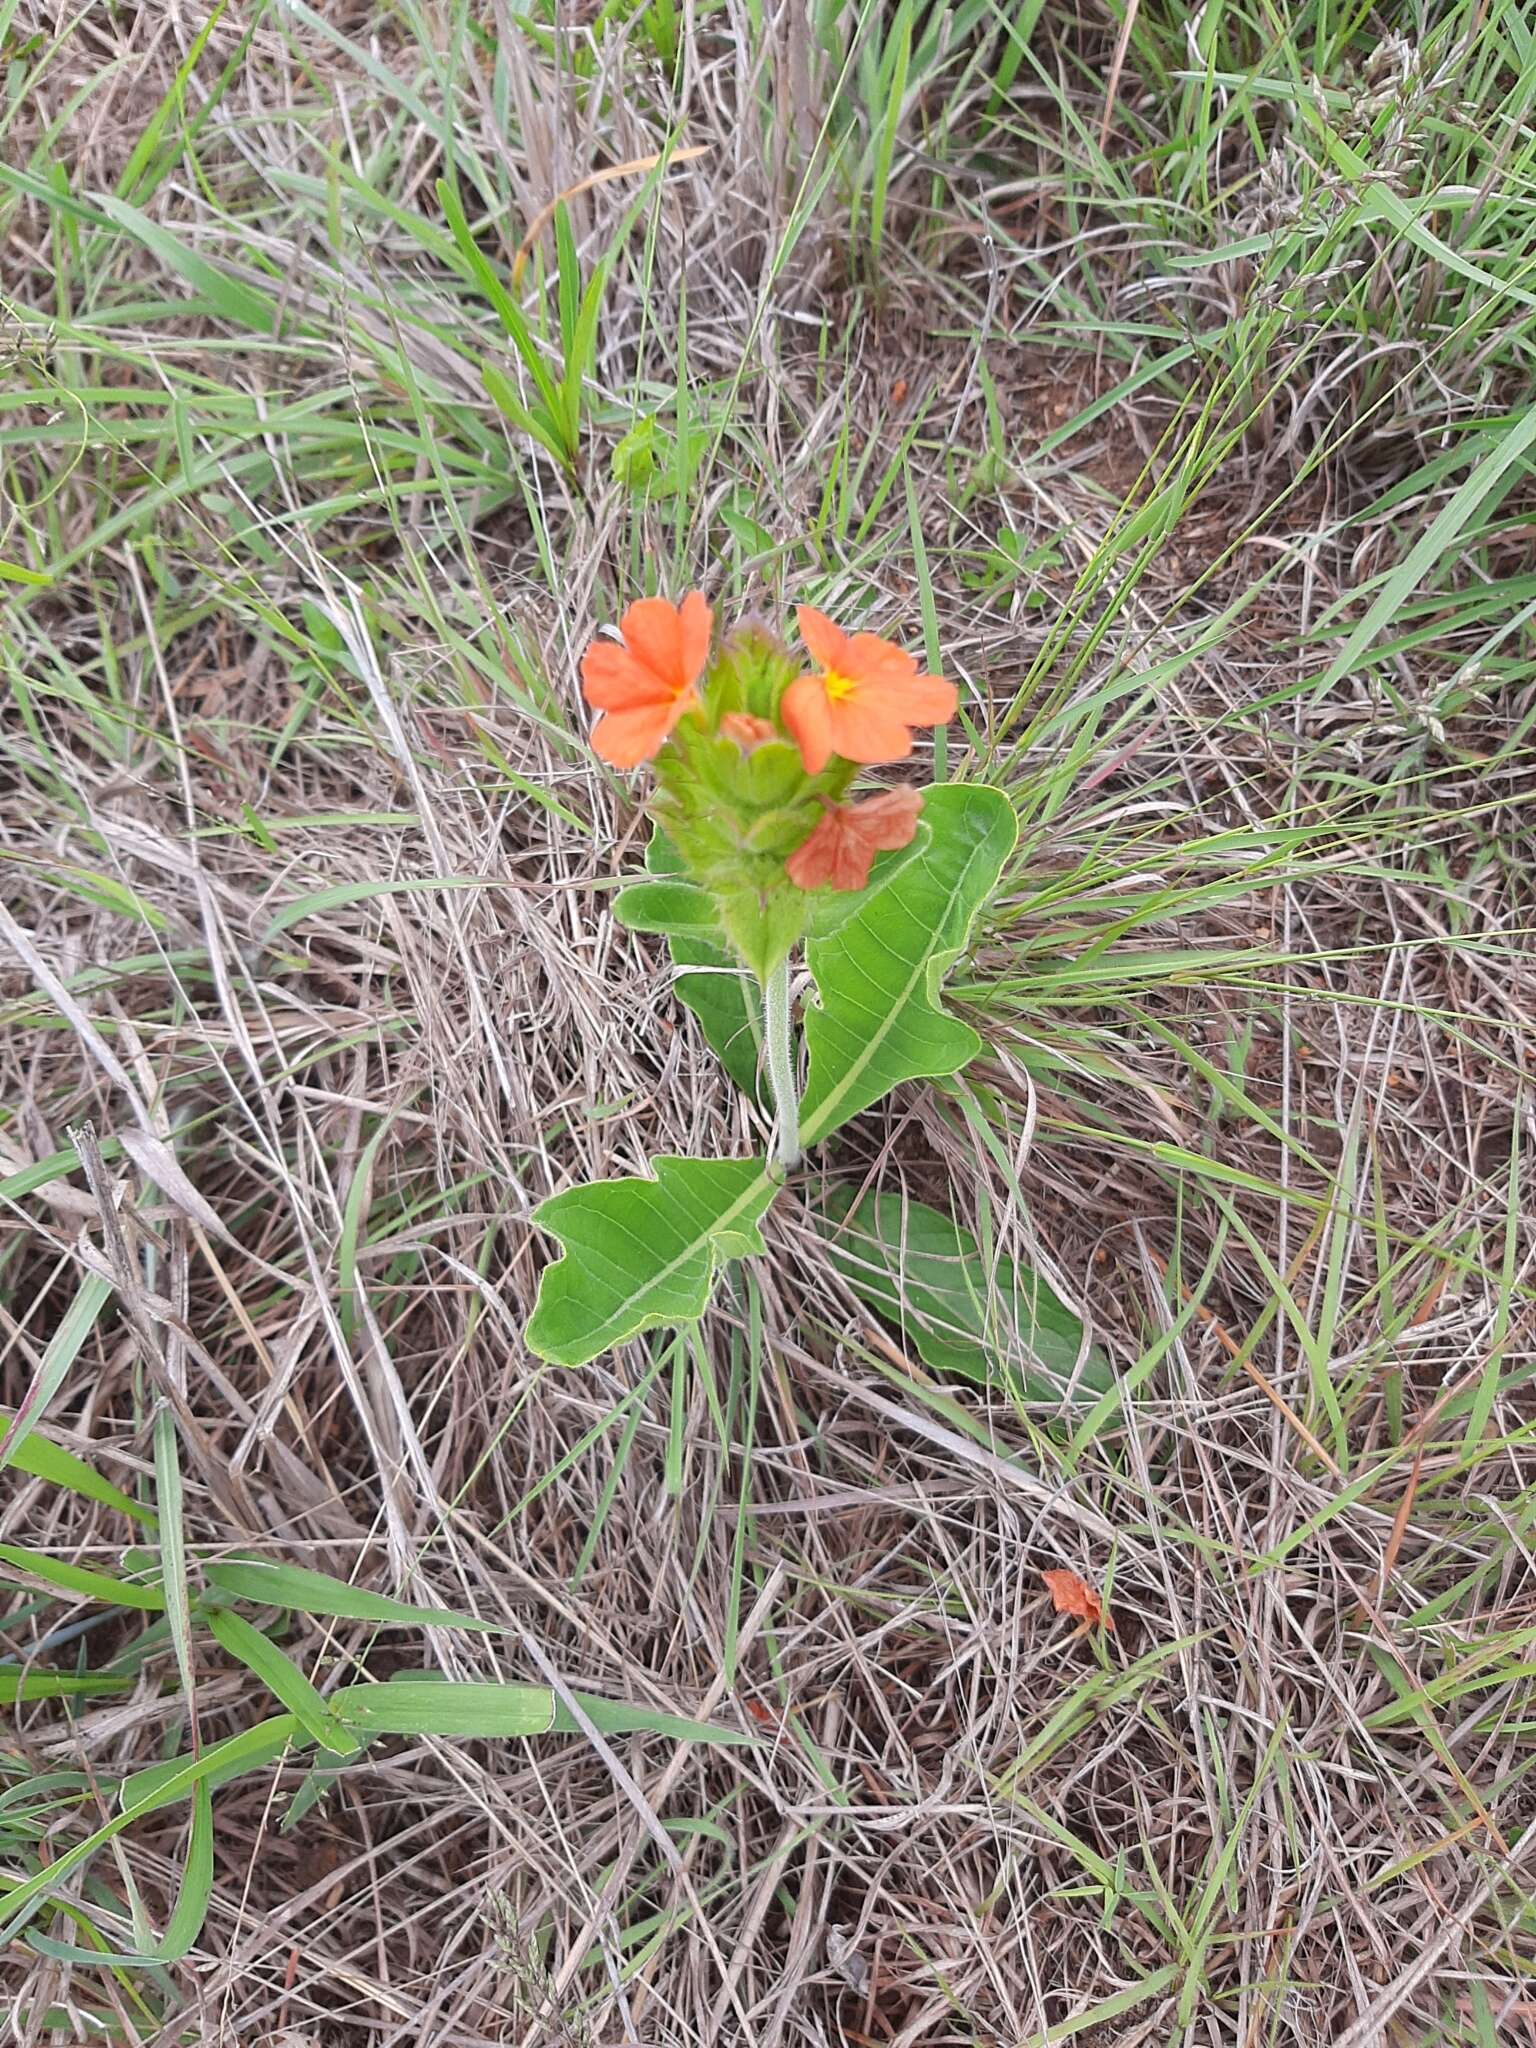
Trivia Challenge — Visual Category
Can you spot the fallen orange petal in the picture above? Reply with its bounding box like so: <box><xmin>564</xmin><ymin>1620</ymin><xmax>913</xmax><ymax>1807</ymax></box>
<box><xmin>1041</xmin><ymin>1567</ymin><xmax>1112</xmax><ymax>1630</ymax></box>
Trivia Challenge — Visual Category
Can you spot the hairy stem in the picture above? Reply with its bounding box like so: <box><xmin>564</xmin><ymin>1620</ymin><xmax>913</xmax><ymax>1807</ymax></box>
<box><xmin>762</xmin><ymin>958</ymin><xmax>801</xmax><ymax>1171</ymax></box>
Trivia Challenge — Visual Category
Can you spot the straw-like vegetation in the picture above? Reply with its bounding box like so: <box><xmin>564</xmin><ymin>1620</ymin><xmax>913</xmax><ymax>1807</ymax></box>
<box><xmin>3</xmin><ymin>5</ymin><xmax>1534</xmax><ymax>2043</ymax></box>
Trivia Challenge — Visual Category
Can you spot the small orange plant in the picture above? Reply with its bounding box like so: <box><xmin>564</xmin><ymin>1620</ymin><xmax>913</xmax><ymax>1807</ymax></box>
<box><xmin>525</xmin><ymin>591</ymin><xmax>1011</xmax><ymax>1370</ymax></box>
<box><xmin>579</xmin><ymin>594</ymin><xmax>955</xmax><ymax>1166</ymax></box>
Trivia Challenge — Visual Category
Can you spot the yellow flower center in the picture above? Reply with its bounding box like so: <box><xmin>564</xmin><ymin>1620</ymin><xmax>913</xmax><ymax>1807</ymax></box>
<box><xmin>822</xmin><ymin>668</ymin><xmax>858</xmax><ymax>703</ymax></box>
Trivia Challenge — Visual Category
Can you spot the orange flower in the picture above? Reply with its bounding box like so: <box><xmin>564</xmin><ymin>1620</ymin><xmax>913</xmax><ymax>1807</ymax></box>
<box><xmin>1041</xmin><ymin>1568</ymin><xmax>1112</xmax><ymax>1631</ymax></box>
<box><xmin>786</xmin><ymin>787</ymin><xmax>923</xmax><ymax>892</ymax></box>
<box><xmin>580</xmin><ymin>592</ymin><xmax>712</xmax><ymax>768</ymax></box>
<box><xmin>720</xmin><ymin>712</ymin><xmax>778</xmax><ymax>750</ymax></box>
<box><xmin>781</xmin><ymin>605</ymin><xmax>956</xmax><ymax>776</ymax></box>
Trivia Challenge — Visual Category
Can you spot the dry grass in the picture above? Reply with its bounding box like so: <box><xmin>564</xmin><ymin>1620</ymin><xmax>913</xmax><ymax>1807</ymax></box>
<box><xmin>4</xmin><ymin>4</ymin><xmax>1536</xmax><ymax>2045</ymax></box>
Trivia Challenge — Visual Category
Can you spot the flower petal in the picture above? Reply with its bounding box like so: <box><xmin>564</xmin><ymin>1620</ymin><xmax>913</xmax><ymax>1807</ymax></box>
<box><xmin>874</xmin><ymin>671</ymin><xmax>957</xmax><ymax>724</ymax></box>
<box><xmin>782</xmin><ymin>672</ymin><xmax>835</xmax><ymax>775</ymax></box>
<box><xmin>618</xmin><ymin>596</ymin><xmax>688</xmax><ymax>691</ymax></box>
<box><xmin>795</xmin><ymin>604</ymin><xmax>851</xmax><ymax>674</ymax></box>
<box><xmin>786</xmin><ymin>808</ymin><xmax>876</xmax><ymax>892</ymax></box>
<box><xmin>826</xmin><ymin>695</ymin><xmax>915</xmax><ymax>765</ymax></box>
<box><xmin>677</xmin><ymin>590</ymin><xmax>714</xmax><ymax>684</ymax></box>
<box><xmin>851</xmin><ymin>786</ymin><xmax>924</xmax><ymax>849</ymax></box>
<box><xmin>720</xmin><ymin>711</ymin><xmax>778</xmax><ymax>748</ymax></box>
<box><xmin>844</xmin><ymin>630</ymin><xmax>917</xmax><ymax>682</ymax></box>
<box><xmin>581</xmin><ymin>641</ymin><xmax>672</xmax><ymax>712</ymax></box>
<box><xmin>591</xmin><ymin>691</ymin><xmax>694</xmax><ymax>768</ymax></box>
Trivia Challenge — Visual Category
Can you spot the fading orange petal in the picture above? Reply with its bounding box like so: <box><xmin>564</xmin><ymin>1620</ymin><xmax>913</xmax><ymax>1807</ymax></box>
<box><xmin>1041</xmin><ymin>1567</ymin><xmax>1111</xmax><ymax>1630</ymax></box>
<box><xmin>850</xmin><ymin>786</ymin><xmax>924</xmax><ymax>849</ymax></box>
<box><xmin>781</xmin><ymin>672</ymin><xmax>835</xmax><ymax>775</ymax></box>
<box><xmin>581</xmin><ymin>641</ymin><xmax>672</xmax><ymax>712</ymax></box>
<box><xmin>786</xmin><ymin>789</ymin><xmax>923</xmax><ymax>892</ymax></box>
<box><xmin>786</xmin><ymin>808</ymin><xmax>872</xmax><ymax>891</ymax></box>
<box><xmin>795</xmin><ymin>604</ymin><xmax>850</xmax><ymax>674</ymax></box>
<box><xmin>591</xmin><ymin>691</ymin><xmax>695</xmax><ymax>768</ymax></box>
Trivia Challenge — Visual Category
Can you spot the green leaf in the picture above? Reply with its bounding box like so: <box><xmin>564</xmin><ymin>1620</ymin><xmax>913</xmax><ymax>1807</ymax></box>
<box><xmin>436</xmin><ymin>176</ymin><xmax>562</xmax><ymax>418</ymax></box>
<box><xmin>262</xmin><ymin>871</ymin><xmax>490</xmax><ymax>940</ymax></box>
<box><xmin>0</xmin><ymin>1271</ymin><xmax>116</xmax><ymax>1472</ymax></box>
<box><xmin>202</xmin><ymin>1556</ymin><xmax>496</xmax><ymax>1631</ymax></box>
<box><xmin>0</xmin><ymin>1138</ymin><xmax>121</xmax><ymax>1204</ymax></box>
<box><xmin>1310</xmin><ymin>405</ymin><xmax>1536</xmax><ymax>698</ymax></box>
<box><xmin>482</xmin><ymin>361</ymin><xmax>567</xmax><ymax>467</ymax></box>
<box><xmin>329</xmin><ymin>1676</ymin><xmax>752</xmax><ymax>1745</ymax></box>
<box><xmin>643</xmin><ymin>833</ymin><xmax>760</xmax><ymax>1098</ymax></box>
<box><xmin>93</xmin><ymin>194</ymin><xmax>278</xmax><ymax>333</ymax></box>
<box><xmin>0</xmin><ymin>1720</ymin><xmax>300</xmax><ymax>1941</ymax></box>
<box><xmin>0</xmin><ymin>1543</ymin><xmax>166</xmax><ymax>1612</ymax></box>
<box><xmin>120</xmin><ymin>1717</ymin><xmax>301</xmax><ymax>1817</ymax></box>
<box><xmin>206</xmin><ymin>1607</ymin><xmax>360</xmax><ymax>1756</ymax></box>
<box><xmin>801</xmin><ymin>783</ymin><xmax>1016</xmax><ymax>1144</ymax></box>
<box><xmin>0</xmin><ymin>557</ymin><xmax>53</xmax><ymax>588</ymax></box>
<box><xmin>613</xmin><ymin>879</ymin><xmax>724</xmax><ymax>942</ymax></box>
<box><xmin>0</xmin><ymin>1414</ymin><xmax>154</xmax><ymax>1527</ymax></box>
<box><xmin>0</xmin><ymin>1671</ymin><xmax>134</xmax><ymax>1705</ymax></box>
<box><xmin>525</xmin><ymin>1156</ymin><xmax>776</xmax><ymax>1366</ymax></box>
<box><xmin>818</xmin><ymin>1191</ymin><xmax>1112</xmax><ymax>1401</ymax></box>
<box><xmin>152</xmin><ymin>1780</ymin><xmax>214</xmax><ymax>1963</ymax></box>
<box><xmin>554</xmin><ymin>202</ymin><xmax>581</xmax><ymax>364</ymax></box>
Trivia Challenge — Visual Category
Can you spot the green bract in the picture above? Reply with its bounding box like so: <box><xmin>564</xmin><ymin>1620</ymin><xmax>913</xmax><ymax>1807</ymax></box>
<box><xmin>649</xmin><ymin>626</ymin><xmax>855</xmax><ymax>980</ymax></box>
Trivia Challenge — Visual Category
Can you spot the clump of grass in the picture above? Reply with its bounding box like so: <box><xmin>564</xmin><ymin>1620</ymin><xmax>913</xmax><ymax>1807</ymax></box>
<box><xmin>3</xmin><ymin>3</ymin><xmax>1534</xmax><ymax>2044</ymax></box>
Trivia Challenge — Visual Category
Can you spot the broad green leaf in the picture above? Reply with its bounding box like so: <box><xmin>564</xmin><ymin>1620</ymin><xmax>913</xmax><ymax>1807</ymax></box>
<box><xmin>0</xmin><ymin>1672</ymin><xmax>133</xmax><ymax>1705</ymax></box>
<box><xmin>0</xmin><ymin>1413</ymin><xmax>154</xmax><ymax>1527</ymax></box>
<box><xmin>818</xmin><ymin>1191</ymin><xmax>1112</xmax><ymax>1401</ymax></box>
<box><xmin>525</xmin><ymin>1156</ymin><xmax>776</xmax><ymax>1366</ymax></box>
<box><xmin>202</xmin><ymin>1555</ymin><xmax>496</xmax><ymax>1631</ymax></box>
<box><xmin>329</xmin><ymin>1676</ymin><xmax>752</xmax><ymax>1745</ymax></box>
<box><xmin>613</xmin><ymin>879</ymin><xmax>724</xmax><ymax>943</ymax></box>
<box><xmin>800</xmin><ymin>783</ymin><xmax>1016</xmax><ymax>1144</ymax></box>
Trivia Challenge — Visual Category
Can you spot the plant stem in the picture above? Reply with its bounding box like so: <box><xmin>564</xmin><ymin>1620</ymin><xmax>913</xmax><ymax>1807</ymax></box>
<box><xmin>762</xmin><ymin>957</ymin><xmax>801</xmax><ymax>1171</ymax></box>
